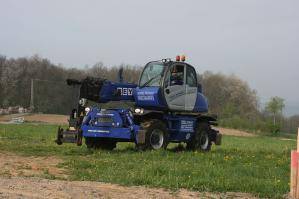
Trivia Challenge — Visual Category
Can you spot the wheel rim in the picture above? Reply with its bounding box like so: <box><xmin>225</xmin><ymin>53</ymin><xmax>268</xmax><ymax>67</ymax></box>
<box><xmin>150</xmin><ymin>129</ymin><xmax>164</xmax><ymax>149</ymax></box>
<box><xmin>199</xmin><ymin>132</ymin><xmax>209</xmax><ymax>149</ymax></box>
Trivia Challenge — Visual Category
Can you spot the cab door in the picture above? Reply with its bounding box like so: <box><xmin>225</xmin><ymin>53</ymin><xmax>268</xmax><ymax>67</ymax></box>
<box><xmin>184</xmin><ymin>65</ymin><xmax>198</xmax><ymax>111</ymax></box>
<box><xmin>163</xmin><ymin>64</ymin><xmax>186</xmax><ymax>111</ymax></box>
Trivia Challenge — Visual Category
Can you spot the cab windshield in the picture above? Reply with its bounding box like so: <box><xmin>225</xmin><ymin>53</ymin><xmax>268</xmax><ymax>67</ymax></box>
<box><xmin>139</xmin><ymin>62</ymin><xmax>164</xmax><ymax>87</ymax></box>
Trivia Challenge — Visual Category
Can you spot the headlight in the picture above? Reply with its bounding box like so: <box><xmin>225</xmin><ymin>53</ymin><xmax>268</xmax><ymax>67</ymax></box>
<box><xmin>134</xmin><ymin>108</ymin><xmax>144</xmax><ymax>114</ymax></box>
<box><xmin>85</xmin><ymin>107</ymin><xmax>90</xmax><ymax>114</ymax></box>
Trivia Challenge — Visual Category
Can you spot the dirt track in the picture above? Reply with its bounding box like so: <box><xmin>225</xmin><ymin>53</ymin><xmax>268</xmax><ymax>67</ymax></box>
<box><xmin>0</xmin><ymin>177</ymin><xmax>257</xmax><ymax>199</ymax></box>
<box><xmin>0</xmin><ymin>113</ymin><xmax>68</xmax><ymax>125</ymax></box>
<box><xmin>215</xmin><ymin>127</ymin><xmax>255</xmax><ymax>137</ymax></box>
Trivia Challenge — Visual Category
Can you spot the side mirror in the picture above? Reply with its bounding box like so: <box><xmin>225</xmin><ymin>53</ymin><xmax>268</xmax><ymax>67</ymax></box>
<box><xmin>198</xmin><ymin>83</ymin><xmax>202</xmax><ymax>93</ymax></box>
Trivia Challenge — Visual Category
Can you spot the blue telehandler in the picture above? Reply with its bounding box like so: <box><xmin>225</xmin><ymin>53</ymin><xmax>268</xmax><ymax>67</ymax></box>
<box><xmin>55</xmin><ymin>56</ymin><xmax>222</xmax><ymax>151</ymax></box>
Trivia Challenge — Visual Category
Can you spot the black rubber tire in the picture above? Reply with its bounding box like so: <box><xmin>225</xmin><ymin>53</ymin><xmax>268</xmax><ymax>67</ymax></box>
<box><xmin>94</xmin><ymin>139</ymin><xmax>117</xmax><ymax>150</ymax></box>
<box><xmin>76</xmin><ymin>130</ymin><xmax>83</xmax><ymax>146</ymax></box>
<box><xmin>85</xmin><ymin>137</ymin><xmax>116</xmax><ymax>150</ymax></box>
<box><xmin>55</xmin><ymin>127</ymin><xmax>63</xmax><ymax>145</ymax></box>
<box><xmin>85</xmin><ymin>137</ymin><xmax>94</xmax><ymax>149</ymax></box>
<box><xmin>186</xmin><ymin>122</ymin><xmax>212</xmax><ymax>152</ymax></box>
<box><xmin>137</xmin><ymin>119</ymin><xmax>168</xmax><ymax>150</ymax></box>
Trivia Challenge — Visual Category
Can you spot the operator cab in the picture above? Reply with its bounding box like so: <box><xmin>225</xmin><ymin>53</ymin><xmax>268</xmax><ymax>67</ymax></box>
<box><xmin>163</xmin><ymin>62</ymin><xmax>198</xmax><ymax>111</ymax></box>
<box><xmin>136</xmin><ymin>56</ymin><xmax>206</xmax><ymax>112</ymax></box>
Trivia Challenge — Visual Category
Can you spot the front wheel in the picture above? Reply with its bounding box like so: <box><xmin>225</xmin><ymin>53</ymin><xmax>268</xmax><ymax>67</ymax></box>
<box><xmin>137</xmin><ymin>119</ymin><xmax>168</xmax><ymax>150</ymax></box>
<box><xmin>186</xmin><ymin>122</ymin><xmax>212</xmax><ymax>151</ymax></box>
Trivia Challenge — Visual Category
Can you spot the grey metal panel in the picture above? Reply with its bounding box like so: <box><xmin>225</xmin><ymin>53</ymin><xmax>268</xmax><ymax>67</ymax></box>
<box><xmin>163</xmin><ymin>64</ymin><xmax>186</xmax><ymax>111</ymax></box>
<box><xmin>165</xmin><ymin>84</ymin><xmax>185</xmax><ymax>110</ymax></box>
<box><xmin>185</xmin><ymin>85</ymin><xmax>197</xmax><ymax>111</ymax></box>
<box><xmin>184</xmin><ymin>65</ymin><xmax>198</xmax><ymax>111</ymax></box>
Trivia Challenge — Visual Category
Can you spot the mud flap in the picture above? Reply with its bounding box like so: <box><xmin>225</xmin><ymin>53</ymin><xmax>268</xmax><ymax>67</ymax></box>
<box><xmin>55</xmin><ymin>126</ymin><xmax>82</xmax><ymax>146</ymax></box>
<box><xmin>209</xmin><ymin>128</ymin><xmax>222</xmax><ymax>145</ymax></box>
<box><xmin>215</xmin><ymin>133</ymin><xmax>222</xmax><ymax>145</ymax></box>
<box><xmin>136</xmin><ymin>129</ymin><xmax>146</xmax><ymax>144</ymax></box>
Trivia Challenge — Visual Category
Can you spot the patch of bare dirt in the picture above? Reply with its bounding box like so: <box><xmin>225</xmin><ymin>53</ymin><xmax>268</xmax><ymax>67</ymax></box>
<box><xmin>279</xmin><ymin>137</ymin><xmax>296</xmax><ymax>141</ymax></box>
<box><xmin>216</xmin><ymin>127</ymin><xmax>256</xmax><ymax>137</ymax></box>
<box><xmin>0</xmin><ymin>177</ymin><xmax>257</xmax><ymax>199</ymax></box>
<box><xmin>0</xmin><ymin>153</ymin><xmax>67</xmax><ymax>179</ymax></box>
<box><xmin>24</xmin><ymin>114</ymin><xmax>68</xmax><ymax>124</ymax></box>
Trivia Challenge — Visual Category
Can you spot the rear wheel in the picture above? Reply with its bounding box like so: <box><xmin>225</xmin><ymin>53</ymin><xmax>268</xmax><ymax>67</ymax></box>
<box><xmin>137</xmin><ymin>119</ymin><xmax>168</xmax><ymax>150</ymax></box>
<box><xmin>186</xmin><ymin>122</ymin><xmax>212</xmax><ymax>151</ymax></box>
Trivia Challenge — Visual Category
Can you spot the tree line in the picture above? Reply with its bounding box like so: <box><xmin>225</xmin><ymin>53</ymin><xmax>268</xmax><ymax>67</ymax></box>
<box><xmin>0</xmin><ymin>55</ymin><xmax>297</xmax><ymax>134</ymax></box>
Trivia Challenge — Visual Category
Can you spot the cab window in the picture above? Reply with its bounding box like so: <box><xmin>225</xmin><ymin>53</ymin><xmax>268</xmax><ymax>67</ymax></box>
<box><xmin>139</xmin><ymin>62</ymin><xmax>164</xmax><ymax>87</ymax></box>
<box><xmin>170</xmin><ymin>65</ymin><xmax>184</xmax><ymax>86</ymax></box>
<box><xmin>186</xmin><ymin>66</ymin><xmax>197</xmax><ymax>87</ymax></box>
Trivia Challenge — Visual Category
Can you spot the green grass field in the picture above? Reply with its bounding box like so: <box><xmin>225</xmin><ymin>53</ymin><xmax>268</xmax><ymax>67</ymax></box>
<box><xmin>0</xmin><ymin>123</ymin><xmax>295</xmax><ymax>198</ymax></box>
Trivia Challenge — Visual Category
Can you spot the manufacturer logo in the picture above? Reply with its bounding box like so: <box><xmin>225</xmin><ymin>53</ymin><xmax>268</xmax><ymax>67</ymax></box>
<box><xmin>117</xmin><ymin>88</ymin><xmax>133</xmax><ymax>96</ymax></box>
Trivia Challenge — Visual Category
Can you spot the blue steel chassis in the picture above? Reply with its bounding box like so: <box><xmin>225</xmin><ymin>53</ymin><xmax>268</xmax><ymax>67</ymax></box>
<box><xmin>81</xmin><ymin>107</ymin><xmax>198</xmax><ymax>144</ymax></box>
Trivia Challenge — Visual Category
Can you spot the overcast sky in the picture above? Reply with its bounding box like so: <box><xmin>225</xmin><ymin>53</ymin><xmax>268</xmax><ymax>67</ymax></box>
<box><xmin>0</xmin><ymin>0</ymin><xmax>298</xmax><ymax>115</ymax></box>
